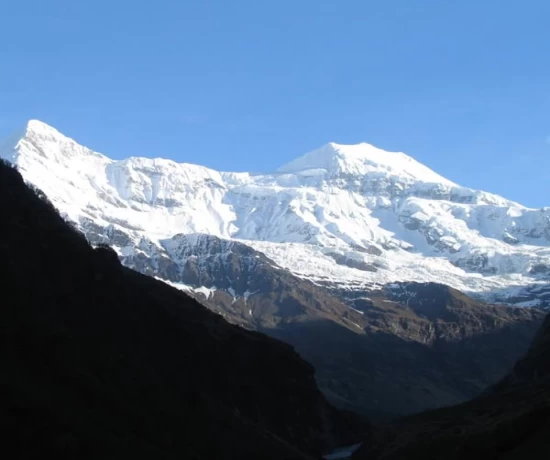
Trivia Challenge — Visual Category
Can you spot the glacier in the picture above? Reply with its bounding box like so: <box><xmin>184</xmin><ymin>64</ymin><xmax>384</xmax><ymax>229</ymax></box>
<box><xmin>2</xmin><ymin>119</ymin><xmax>550</xmax><ymax>307</ymax></box>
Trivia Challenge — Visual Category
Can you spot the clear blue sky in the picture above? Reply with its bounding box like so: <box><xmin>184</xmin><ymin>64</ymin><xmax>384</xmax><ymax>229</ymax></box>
<box><xmin>1</xmin><ymin>0</ymin><xmax>549</xmax><ymax>206</ymax></box>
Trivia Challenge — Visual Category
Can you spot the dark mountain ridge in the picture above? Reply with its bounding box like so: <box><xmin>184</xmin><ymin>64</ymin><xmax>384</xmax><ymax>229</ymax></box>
<box><xmin>0</xmin><ymin>159</ymin><xmax>365</xmax><ymax>459</ymax></box>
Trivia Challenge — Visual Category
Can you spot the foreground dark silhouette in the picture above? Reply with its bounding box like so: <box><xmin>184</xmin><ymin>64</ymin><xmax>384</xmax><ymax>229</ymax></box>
<box><xmin>352</xmin><ymin>313</ymin><xmax>550</xmax><ymax>459</ymax></box>
<box><xmin>0</xmin><ymin>159</ymin><xmax>365</xmax><ymax>459</ymax></box>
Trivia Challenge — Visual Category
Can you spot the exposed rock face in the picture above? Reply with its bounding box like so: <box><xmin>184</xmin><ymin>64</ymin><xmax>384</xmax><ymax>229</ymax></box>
<box><xmin>351</xmin><ymin>311</ymin><xmax>550</xmax><ymax>460</ymax></box>
<box><xmin>0</xmin><ymin>159</ymin><xmax>365</xmax><ymax>459</ymax></box>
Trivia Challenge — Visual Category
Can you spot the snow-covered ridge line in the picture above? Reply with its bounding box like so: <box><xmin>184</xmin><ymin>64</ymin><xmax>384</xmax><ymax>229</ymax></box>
<box><xmin>2</xmin><ymin>119</ymin><xmax>550</xmax><ymax>307</ymax></box>
<box><xmin>278</xmin><ymin>141</ymin><xmax>457</xmax><ymax>186</ymax></box>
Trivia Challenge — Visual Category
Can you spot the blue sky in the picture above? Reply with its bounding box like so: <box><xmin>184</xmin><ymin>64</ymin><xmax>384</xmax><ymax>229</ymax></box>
<box><xmin>1</xmin><ymin>0</ymin><xmax>549</xmax><ymax>206</ymax></box>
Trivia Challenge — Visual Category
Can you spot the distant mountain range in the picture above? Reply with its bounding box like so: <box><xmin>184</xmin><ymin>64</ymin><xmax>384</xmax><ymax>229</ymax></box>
<box><xmin>1</xmin><ymin>120</ymin><xmax>547</xmax><ymax>419</ymax></box>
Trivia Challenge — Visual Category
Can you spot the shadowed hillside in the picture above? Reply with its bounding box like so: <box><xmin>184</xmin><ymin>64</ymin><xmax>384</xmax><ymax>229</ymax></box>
<box><xmin>0</xmin><ymin>159</ymin><xmax>365</xmax><ymax>459</ymax></box>
<box><xmin>352</xmin><ymin>310</ymin><xmax>550</xmax><ymax>459</ymax></box>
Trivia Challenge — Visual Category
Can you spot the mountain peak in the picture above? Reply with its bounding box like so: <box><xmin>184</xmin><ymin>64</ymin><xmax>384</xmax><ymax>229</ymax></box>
<box><xmin>278</xmin><ymin>142</ymin><xmax>456</xmax><ymax>186</ymax></box>
<box><xmin>4</xmin><ymin>119</ymin><xmax>68</xmax><ymax>145</ymax></box>
<box><xmin>25</xmin><ymin>119</ymin><xmax>59</xmax><ymax>135</ymax></box>
<box><xmin>0</xmin><ymin>119</ymin><xmax>110</xmax><ymax>168</ymax></box>
<box><xmin>0</xmin><ymin>120</ymin><xmax>70</xmax><ymax>157</ymax></box>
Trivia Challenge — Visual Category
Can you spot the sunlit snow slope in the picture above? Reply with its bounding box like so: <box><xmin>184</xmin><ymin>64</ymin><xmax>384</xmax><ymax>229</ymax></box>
<box><xmin>2</xmin><ymin>120</ymin><xmax>550</xmax><ymax>306</ymax></box>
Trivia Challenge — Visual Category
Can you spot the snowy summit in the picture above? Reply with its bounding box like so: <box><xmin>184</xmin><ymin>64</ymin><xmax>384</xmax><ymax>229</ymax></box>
<box><xmin>278</xmin><ymin>142</ymin><xmax>456</xmax><ymax>187</ymax></box>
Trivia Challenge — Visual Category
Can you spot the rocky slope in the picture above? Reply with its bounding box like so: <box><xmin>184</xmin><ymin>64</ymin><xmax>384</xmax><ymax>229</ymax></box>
<box><xmin>352</xmin><ymin>312</ymin><xmax>550</xmax><ymax>459</ymax></box>
<box><xmin>0</xmin><ymin>159</ymin><xmax>365</xmax><ymax>459</ymax></box>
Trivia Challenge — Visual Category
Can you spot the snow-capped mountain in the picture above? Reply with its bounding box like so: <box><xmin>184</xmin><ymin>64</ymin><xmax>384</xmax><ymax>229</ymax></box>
<box><xmin>2</xmin><ymin>119</ymin><xmax>550</xmax><ymax>307</ymax></box>
<box><xmin>3</xmin><ymin>119</ymin><xmax>549</xmax><ymax>419</ymax></box>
